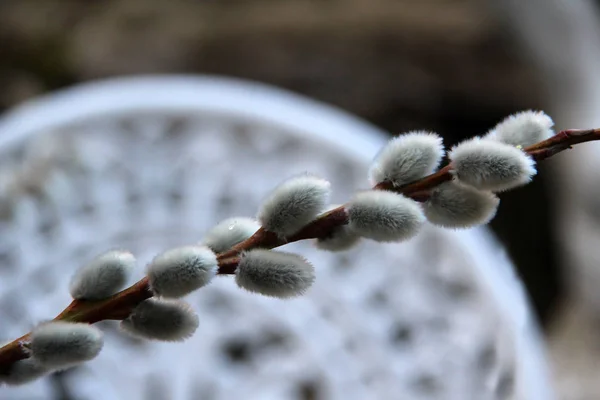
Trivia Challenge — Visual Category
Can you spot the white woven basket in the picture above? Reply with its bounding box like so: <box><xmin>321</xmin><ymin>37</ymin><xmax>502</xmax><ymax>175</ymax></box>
<box><xmin>0</xmin><ymin>76</ymin><xmax>552</xmax><ymax>400</ymax></box>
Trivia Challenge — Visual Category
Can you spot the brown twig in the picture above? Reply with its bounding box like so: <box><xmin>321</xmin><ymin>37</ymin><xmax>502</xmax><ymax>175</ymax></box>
<box><xmin>1</xmin><ymin>127</ymin><xmax>599</xmax><ymax>371</ymax></box>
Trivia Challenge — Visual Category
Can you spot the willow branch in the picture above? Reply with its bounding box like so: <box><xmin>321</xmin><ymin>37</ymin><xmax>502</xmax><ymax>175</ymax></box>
<box><xmin>1</xmin><ymin>127</ymin><xmax>598</xmax><ymax>371</ymax></box>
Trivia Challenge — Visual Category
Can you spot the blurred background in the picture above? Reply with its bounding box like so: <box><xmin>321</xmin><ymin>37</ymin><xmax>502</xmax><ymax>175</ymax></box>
<box><xmin>0</xmin><ymin>0</ymin><xmax>599</xmax><ymax>399</ymax></box>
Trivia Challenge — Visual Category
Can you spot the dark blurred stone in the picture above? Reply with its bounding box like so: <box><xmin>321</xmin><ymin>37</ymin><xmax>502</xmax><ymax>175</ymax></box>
<box><xmin>221</xmin><ymin>337</ymin><xmax>252</xmax><ymax>364</ymax></box>
<box><xmin>296</xmin><ymin>379</ymin><xmax>325</xmax><ymax>400</ymax></box>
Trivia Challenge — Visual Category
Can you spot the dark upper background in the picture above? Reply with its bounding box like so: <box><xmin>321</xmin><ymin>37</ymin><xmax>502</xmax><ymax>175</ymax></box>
<box><xmin>0</xmin><ymin>0</ymin><xmax>566</xmax><ymax>327</ymax></box>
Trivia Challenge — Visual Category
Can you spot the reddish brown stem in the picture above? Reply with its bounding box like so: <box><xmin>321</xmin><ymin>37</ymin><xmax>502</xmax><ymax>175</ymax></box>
<box><xmin>216</xmin><ymin>256</ymin><xmax>241</xmax><ymax>275</ymax></box>
<box><xmin>374</xmin><ymin>165</ymin><xmax>454</xmax><ymax>194</ymax></box>
<box><xmin>1</xmin><ymin>127</ymin><xmax>599</xmax><ymax>371</ymax></box>
<box><xmin>217</xmin><ymin>228</ymin><xmax>279</xmax><ymax>261</ymax></box>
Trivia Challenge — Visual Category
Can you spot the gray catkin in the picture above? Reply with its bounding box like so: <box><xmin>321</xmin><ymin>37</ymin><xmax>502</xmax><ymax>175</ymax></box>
<box><xmin>486</xmin><ymin>110</ymin><xmax>554</xmax><ymax>148</ymax></box>
<box><xmin>146</xmin><ymin>245</ymin><xmax>217</xmax><ymax>298</ymax></box>
<box><xmin>69</xmin><ymin>250</ymin><xmax>136</xmax><ymax>300</ymax></box>
<box><xmin>449</xmin><ymin>138</ymin><xmax>537</xmax><ymax>192</ymax></box>
<box><xmin>423</xmin><ymin>181</ymin><xmax>500</xmax><ymax>228</ymax></box>
<box><xmin>348</xmin><ymin>191</ymin><xmax>425</xmax><ymax>242</ymax></box>
<box><xmin>202</xmin><ymin>217</ymin><xmax>260</xmax><ymax>253</ymax></box>
<box><xmin>120</xmin><ymin>298</ymin><xmax>199</xmax><ymax>342</ymax></box>
<box><xmin>315</xmin><ymin>225</ymin><xmax>361</xmax><ymax>252</ymax></box>
<box><xmin>257</xmin><ymin>174</ymin><xmax>331</xmax><ymax>237</ymax></box>
<box><xmin>369</xmin><ymin>131</ymin><xmax>444</xmax><ymax>186</ymax></box>
<box><xmin>30</xmin><ymin>322</ymin><xmax>103</xmax><ymax>369</ymax></box>
<box><xmin>315</xmin><ymin>205</ymin><xmax>361</xmax><ymax>251</ymax></box>
<box><xmin>236</xmin><ymin>249</ymin><xmax>315</xmax><ymax>298</ymax></box>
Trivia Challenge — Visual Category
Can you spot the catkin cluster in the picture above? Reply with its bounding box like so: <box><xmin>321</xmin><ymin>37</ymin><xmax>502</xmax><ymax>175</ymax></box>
<box><xmin>0</xmin><ymin>110</ymin><xmax>554</xmax><ymax>386</ymax></box>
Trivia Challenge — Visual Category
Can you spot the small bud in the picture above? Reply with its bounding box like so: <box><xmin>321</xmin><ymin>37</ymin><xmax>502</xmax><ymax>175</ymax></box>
<box><xmin>315</xmin><ymin>225</ymin><xmax>361</xmax><ymax>252</ymax></box>
<box><xmin>147</xmin><ymin>245</ymin><xmax>217</xmax><ymax>298</ymax></box>
<box><xmin>315</xmin><ymin>205</ymin><xmax>360</xmax><ymax>251</ymax></box>
<box><xmin>423</xmin><ymin>181</ymin><xmax>500</xmax><ymax>228</ymax></box>
<box><xmin>0</xmin><ymin>359</ymin><xmax>49</xmax><ymax>386</ymax></box>
<box><xmin>120</xmin><ymin>298</ymin><xmax>199</xmax><ymax>342</ymax></box>
<box><xmin>236</xmin><ymin>249</ymin><xmax>315</xmax><ymax>298</ymax></box>
<box><xmin>30</xmin><ymin>322</ymin><xmax>103</xmax><ymax>369</ymax></box>
<box><xmin>202</xmin><ymin>217</ymin><xmax>259</xmax><ymax>253</ymax></box>
<box><xmin>369</xmin><ymin>131</ymin><xmax>444</xmax><ymax>186</ymax></box>
<box><xmin>257</xmin><ymin>174</ymin><xmax>331</xmax><ymax>237</ymax></box>
<box><xmin>449</xmin><ymin>138</ymin><xmax>536</xmax><ymax>192</ymax></box>
<box><xmin>69</xmin><ymin>250</ymin><xmax>136</xmax><ymax>300</ymax></box>
<box><xmin>348</xmin><ymin>191</ymin><xmax>425</xmax><ymax>242</ymax></box>
<box><xmin>486</xmin><ymin>110</ymin><xmax>554</xmax><ymax>147</ymax></box>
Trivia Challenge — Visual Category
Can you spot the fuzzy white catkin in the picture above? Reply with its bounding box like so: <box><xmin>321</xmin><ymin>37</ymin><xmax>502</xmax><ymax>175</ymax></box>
<box><xmin>0</xmin><ymin>359</ymin><xmax>49</xmax><ymax>386</ymax></box>
<box><xmin>315</xmin><ymin>205</ymin><xmax>361</xmax><ymax>251</ymax></box>
<box><xmin>449</xmin><ymin>138</ymin><xmax>537</xmax><ymax>192</ymax></box>
<box><xmin>486</xmin><ymin>110</ymin><xmax>554</xmax><ymax>147</ymax></box>
<box><xmin>146</xmin><ymin>245</ymin><xmax>218</xmax><ymax>298</ymax></box>
<box><xmin>423</xmin><ymin>181</ymin><xmax>500</xmax><ymax>228</ymax></box>
<box><xmin>257</xmin><ymin>174</ymin><xmax>331</xmax><ymax>237</ymax></box>
<box><xmin>347</xmin><ymin>190</ymin><xmax>425</xmax><ymax>242</ymax></box>
<box><xmin>30</xmin><ymin>322</ymin><xmax>103</xmax><ymax>369</ymax></box>
<box><xmin>369</xmin><ymin>131</ymin><xmax>444</xmax><ymax>186</ymax></box>
<box><xmin>202</xmin><ymin>217</ymin><xmax>260</xmax><ymax>253</ymax></box>
<box><xmin>236</xmin><ymin>249</ymin><xmax>315</xmax><ymax>298</ymax></box>
<box><xmin>120</xmin><ymin>298</ymin><xmax>199</xmax><ymax>342</ymax></box>
<box><xmin>69</xmin><ymin>250</ymin><xmax>136</xmax><ymax>300</ymax></box>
